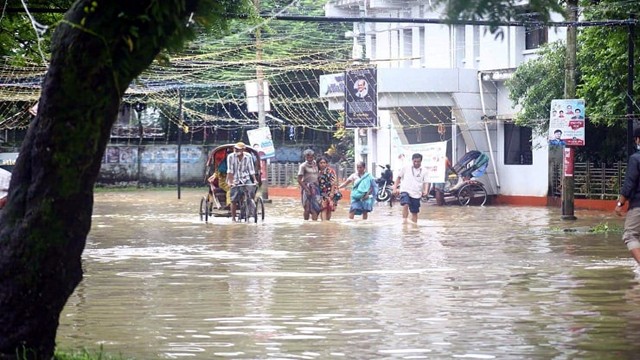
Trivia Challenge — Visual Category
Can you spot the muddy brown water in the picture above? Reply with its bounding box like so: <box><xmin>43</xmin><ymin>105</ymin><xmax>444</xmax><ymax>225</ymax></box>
<box><xmin>56</xmin><ymin>189</ymin><xmax>640</xmax><ymax>359</ymax></box>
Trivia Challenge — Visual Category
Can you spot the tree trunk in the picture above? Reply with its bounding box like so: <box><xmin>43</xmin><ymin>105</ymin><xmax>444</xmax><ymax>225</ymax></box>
<box><xmin>0</xmin><ymin>1</ymin><xmax>201</xmax><ymax>358</ymax></box>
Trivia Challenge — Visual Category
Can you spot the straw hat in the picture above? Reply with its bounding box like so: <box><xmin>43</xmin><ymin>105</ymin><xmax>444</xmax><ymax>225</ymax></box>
<box><xmin>234</xmin><ymin>142</ymin><xmax>246</xmax><ymax>150</ymax></box>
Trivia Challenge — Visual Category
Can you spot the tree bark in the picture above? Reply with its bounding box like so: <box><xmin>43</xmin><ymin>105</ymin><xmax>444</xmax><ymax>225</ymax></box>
<box><xmin>0</xmin><ymin>1</ymin><xmax>202</xmax><ymax>358</ymax></box>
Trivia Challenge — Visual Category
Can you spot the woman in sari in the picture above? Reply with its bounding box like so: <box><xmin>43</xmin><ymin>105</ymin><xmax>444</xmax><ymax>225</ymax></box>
<box><xmin>317</xmin><ymin>156</ymin><xmax>338</xmax><ymax>221</ymax></box>
<box><xmin>338</xmin><ymin>161</ymin><xmax>376</xmax><ymax>220</ymax></box>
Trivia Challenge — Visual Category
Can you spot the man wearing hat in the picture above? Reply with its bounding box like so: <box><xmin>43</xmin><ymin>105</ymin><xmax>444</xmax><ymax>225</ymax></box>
<box><xmin>226</xmin><ymin>142</ymin><xmax>257</xmax><ymax>222</ymax></box>
<box><xmin>616</xmin><ymin>127</ymin><xmax>640</xmax><ymax>266</ymax></box>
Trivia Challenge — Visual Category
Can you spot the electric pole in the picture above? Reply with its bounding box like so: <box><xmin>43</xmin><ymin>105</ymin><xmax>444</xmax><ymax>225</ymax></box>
<box><xmin>561</xmin><ymin>0</ymin><xmax>578</xmax><ymax>220</ymax></box>
<box><xmin>254</xmin><ymin>0</ymin><xmax>269</xmax><ymax>200</ymax></box>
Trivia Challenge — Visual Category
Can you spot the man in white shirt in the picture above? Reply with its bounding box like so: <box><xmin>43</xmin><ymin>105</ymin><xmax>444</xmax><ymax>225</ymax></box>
<box><xmin>226</xmin><ymin>142</ymin><xmax>257</xmax><ymax>222</ymax></box>
<box><xmin>392</xmin><ymin>153</ymin><xmax>430</xmax><ymax>223</ymax></box>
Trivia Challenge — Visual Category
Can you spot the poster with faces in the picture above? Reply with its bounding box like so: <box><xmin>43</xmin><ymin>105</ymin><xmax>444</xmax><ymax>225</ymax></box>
<box><xmin>548</xmin><ymin>99</ymin><xmax>585</xmax><ymax>146</ymax></box>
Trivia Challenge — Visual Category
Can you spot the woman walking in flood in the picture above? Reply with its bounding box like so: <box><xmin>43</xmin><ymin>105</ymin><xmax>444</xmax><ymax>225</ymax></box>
<box><xmin>338</xmin><ymin>161</ymin><xmax>375</xmax><ymax>220</ymax></box>
<box><xmin>317</xmin><ymin>156</ymin><xmax>339</xmax><ymax>220</ymax></box>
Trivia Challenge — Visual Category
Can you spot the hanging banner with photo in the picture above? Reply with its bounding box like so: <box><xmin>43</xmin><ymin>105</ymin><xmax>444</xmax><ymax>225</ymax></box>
<box><xmin>399</xmin><ymin>141</ymin><xmax>448</xmax><ymax>183</ymax></box>
<box><xmin>247</xmin><ymin>126</ymin><xmax>275</xmax><ymax>159</ymax></box>
<box><xmin>344</xmin><ymin>67</ymin><xmax>377</xmax><ymax>128</ymax></box>
<box><xmin>548</xmin><ymin>99</ymin><xmax>585</xmax><ymax>146</ymax></box>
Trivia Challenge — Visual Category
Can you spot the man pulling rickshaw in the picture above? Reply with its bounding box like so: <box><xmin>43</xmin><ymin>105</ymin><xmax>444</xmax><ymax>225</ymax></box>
<box><xmin>202</xmin><ymin>142</ymin><xmax>264</xmax><ymax>222</ymax></box>
<box><xmin>225</xmin><ymin>142</ymin><xmax>257</xmax><ymax>222</ymax></box>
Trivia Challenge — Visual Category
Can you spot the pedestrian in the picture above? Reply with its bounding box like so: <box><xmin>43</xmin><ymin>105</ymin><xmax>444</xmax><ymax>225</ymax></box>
<box><xmin>317</xmin><ymin>156</ymin><xmax>338</xmax><ymax>221</ymax></box>
<box><xmin>615</xmin><ymin>127</ymin><xmax>640</xmax><ymax>266</ymax></box>
<box><xmin>297</xmin><ymin>149</ymin><xmax>321</xmax><ymax>221</ymax></box>
<box><xmin>392</xmin><ymin>153</ymin><xmax>430</xmax><ymax>223</ymax></box>
<box><xmin>226</xmin><ymin>142</ymin><xmax>257</xmax><ymax>222</ymax></box>
<box><xmin>338</xmin><ymin>161</ymin><xmax>376</xmax><ymax>220</ymax></box>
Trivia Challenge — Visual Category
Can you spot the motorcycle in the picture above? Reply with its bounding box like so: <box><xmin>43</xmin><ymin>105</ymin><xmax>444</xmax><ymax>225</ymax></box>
<box><xmin>375</xmin><ymin>165</ymin><xmax>395</xmax><ymax>204</ymax></box>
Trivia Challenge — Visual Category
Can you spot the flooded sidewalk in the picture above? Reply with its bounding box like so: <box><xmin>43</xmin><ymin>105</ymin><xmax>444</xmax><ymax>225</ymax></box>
<box><xmin>57</xmin><ymin>188</ymin><xmax>640</xmax><ymax>359</ymax></box>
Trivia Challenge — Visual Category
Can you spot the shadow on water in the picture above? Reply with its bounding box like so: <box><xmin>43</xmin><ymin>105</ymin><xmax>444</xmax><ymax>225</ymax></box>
<box><xmin>57</xmin><ymin>189</ymin><xmax>640</xmax><ymax>358</ymax></box>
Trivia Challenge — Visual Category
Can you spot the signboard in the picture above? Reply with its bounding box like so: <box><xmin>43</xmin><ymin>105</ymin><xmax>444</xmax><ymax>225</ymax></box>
<box><xmin>245</xmin><ymin>80</ymin><xmax>271</xmax><ymax>113</ymax></box>
<box><xmin>319</xmin><ymin>73</ymin><xmax>344</xmax><ymax>98</ymax></box>
<box><xmin>344</xmin><ymin>67</ymin><xmax>377</xmax><ymax>128</ymax></box>
<box><xmin>548</xmin><ymin>99</ymin><xmax>585</xmax><ymax>146</ymax></box>
<box><xmin>398</xmin><ymin>141</ymin><xmax>448</xmax><ymax>183</ymax></box>
<box><xmin>247</xmin><ymin>126</ymin><xmax>275</xmax><ymax>159</ymax></box>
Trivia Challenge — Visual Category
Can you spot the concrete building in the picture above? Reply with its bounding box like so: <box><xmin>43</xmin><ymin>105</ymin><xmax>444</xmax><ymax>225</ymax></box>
<box><xmin>323</xmin><ymin>0</ymin><xmax>567</xmax><ymax>201</ymax></box>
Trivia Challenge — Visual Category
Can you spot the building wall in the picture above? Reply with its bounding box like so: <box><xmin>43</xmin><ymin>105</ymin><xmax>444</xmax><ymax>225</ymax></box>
<box><xmin>97</xmin><ymin>145</ymin><xmax>330</xmax><ymax>185</ymax></box>
<box><xmin>325</xmin><ymin>0</ymin><xmax>567</xmax><ymax>199</ymax></box>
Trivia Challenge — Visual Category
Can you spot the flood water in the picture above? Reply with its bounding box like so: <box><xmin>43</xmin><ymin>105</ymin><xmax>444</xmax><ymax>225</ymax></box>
<box><xmin>56</xmin><ymin>189</ymin><xmax>640</xmax><ymax>359</ymax></box>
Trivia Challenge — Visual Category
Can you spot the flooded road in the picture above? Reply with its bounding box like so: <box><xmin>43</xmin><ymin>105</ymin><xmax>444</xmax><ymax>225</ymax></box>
<box><xmin>56</xmin><ymin>189</ymin><xmax>640</xmax><ymax>359</ymax></box>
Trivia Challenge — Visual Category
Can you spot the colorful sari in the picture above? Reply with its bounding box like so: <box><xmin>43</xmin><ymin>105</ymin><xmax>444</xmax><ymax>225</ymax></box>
<box><xmin>349</xmin><ymin>172</ymin><xmax>376</xmax><ymax>215</ymax></box>
<box><xmin>318</xmin><ymin>166</ymin><xmax>337</xmax><ymax>211</ymax></box>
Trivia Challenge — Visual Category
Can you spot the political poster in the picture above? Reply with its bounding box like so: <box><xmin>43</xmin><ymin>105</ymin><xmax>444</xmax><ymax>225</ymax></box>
<box><xmin>247</xmin><ymin>127</ymin><xmax>275</xmax><ymax>159</ymax></box>
<box><xmin>344</xmin><ymin>67</ymin><xmax>377</xmax><ymax>128</ymax></box>
<box><xmin>548</xmin><ymin>99</ymin><xmax>585</xmax><ymax>147</ymax></box>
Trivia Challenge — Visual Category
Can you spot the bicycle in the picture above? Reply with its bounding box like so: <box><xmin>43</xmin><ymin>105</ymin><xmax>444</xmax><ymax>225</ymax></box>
<box><xmin>235</xmin><ymin>183</ymin><xmax>265</xmax><ymax>223</ymax></box>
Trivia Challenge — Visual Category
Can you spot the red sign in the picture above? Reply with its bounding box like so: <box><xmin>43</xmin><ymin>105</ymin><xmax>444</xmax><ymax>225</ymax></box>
<box><xmin>563</xmin><ymin>147</ymin><xmax>574</xmax><ymax>177</ymax></box>
<box><xmin>568</xmin><ymin>120</ymin><xmax>584</xmax><ymax>130</ymax></box>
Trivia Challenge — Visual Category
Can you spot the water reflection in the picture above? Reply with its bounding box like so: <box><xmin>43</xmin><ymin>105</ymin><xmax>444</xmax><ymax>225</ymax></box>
<box><xmin>57</xmin><ymin>189</ymin><xmax>640</xmax><ymax>358</ymax></box>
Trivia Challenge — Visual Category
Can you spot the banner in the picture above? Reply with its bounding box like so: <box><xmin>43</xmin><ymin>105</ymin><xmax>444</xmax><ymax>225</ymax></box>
<box><xmin>247</xmin><ymin>127</ymin><xmax>275</xmax><ymax>159</ymax></box>
<box><xmin>398</xmin><ymin>141</ymin><xmax>448</xmax><ymax>183</ymax></box>
<box><xmin>548</xmin><ymin>99</ymin><xmax>585</xmax><ymax>146</ymax></box>
<box><xmin>344</xmin><ymin>67</ymin><xmax>377</xmax><ymax>128</ymax></box>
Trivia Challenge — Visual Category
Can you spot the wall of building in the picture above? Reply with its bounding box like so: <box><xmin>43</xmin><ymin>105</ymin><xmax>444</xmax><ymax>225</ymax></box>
<box><xmin>97</xmin><ymin>145</ymin><xmax>329</xmax><ymax>185</ymax></box>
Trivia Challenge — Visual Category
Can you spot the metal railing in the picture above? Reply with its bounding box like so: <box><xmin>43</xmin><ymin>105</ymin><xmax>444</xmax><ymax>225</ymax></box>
<box><xmin>551</xmin><ymin>161</ymin><xmax>626</xmax><ymax>199</ymax></box>
<box><xmin>267</xmin><ymin>163</ymin><xmax>355</xmax><ymax>187</ymax></box>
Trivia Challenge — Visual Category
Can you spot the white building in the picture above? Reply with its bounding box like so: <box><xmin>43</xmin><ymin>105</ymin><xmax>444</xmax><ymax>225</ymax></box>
<box><xmin>324</xmin><ymin>0</ymin><xmax>567</xmax><ymax>200</ymax></box>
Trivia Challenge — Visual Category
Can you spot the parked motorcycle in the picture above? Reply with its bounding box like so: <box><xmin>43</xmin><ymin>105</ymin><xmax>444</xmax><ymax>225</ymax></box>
<box><xmin>375</xmin><ymin>165</ymin><xmax>394</xmax><ymax>204</ymax></box>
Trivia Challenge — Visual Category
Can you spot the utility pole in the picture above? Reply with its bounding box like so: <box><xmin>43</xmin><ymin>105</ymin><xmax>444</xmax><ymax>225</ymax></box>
<box><xmin>177</xmin><ymin>89</ymin><xmax>182</xmax><ymax>200</ymax></box>
<box><xmin>254</xmin><ymin>0</ymin><xmax>269</xmax><ymax>200</ymax></box>
<box><xmin>627</xmin><ymin>14</ymin><xmax>636</xmax><ymax>157</ymax></box>
<box><xmin>359</xmin><ymin>1</ymin><xmax>366</xmax><ymax>62</ymax></box>
<box><xmin>561</xmin><ymin>0</ymin><xmax>578</xmax><ymax>220</ymax></box>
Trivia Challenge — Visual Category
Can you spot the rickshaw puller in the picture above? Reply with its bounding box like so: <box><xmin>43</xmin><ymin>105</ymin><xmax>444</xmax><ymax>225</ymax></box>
<box><xmin>226</xmin><ymin>142</ymin><xmax>257</xmax><ymax>222</ymax></box>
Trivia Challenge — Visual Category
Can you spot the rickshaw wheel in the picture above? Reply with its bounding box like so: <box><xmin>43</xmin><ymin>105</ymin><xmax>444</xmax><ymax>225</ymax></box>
<box><xmin>251</xmin><ymin>198</ymin><xmax>258</xmax><ymax>223</ymax></box>
<box><xmin>256</xmin><ymin>197</ymin><xmax>265</xmax><ymax>221</ymax></box>
<box><xmin>457</xmin><ymin>182</ymin><xmax>487</xmax><ymax>206</ymax></box>
<box><xmin>200</xmin><ymin>197</ymin><xmax>209</xmax><ymax>222</ymax></box>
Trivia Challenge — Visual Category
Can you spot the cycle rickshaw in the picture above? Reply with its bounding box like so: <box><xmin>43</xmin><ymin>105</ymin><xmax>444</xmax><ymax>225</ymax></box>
<box><xmin>430</xmin><ymin>150</ymin><xmax>489</xmax><ymax>206</ymax></box>
<box><xmin>199</xmin><ymin>143</ymin><xmax>265</xmax><ymax>223</ymax></box>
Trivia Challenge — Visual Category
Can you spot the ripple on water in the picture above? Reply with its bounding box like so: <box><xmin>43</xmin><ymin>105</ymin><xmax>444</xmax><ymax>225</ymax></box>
<box><xmin>57</xmin><ymin>190</ymin><xmax>639</xmax><ymax>359</ymax></box>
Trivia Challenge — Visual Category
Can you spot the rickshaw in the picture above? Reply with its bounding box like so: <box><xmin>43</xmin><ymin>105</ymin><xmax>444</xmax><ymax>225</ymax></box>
<box><xmin>430</xmin><ymin>150</ymin><xmax>489</xmax><ymax>206</ymax></box>
<box><xmin>199</xmin><ymin>143</ymin><xmax>265</xmax><ymax>223</ymax></box>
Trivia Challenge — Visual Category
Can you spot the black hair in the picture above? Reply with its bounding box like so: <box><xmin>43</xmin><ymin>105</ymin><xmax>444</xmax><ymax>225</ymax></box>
<box><xmin>412</xmin><ymin>153</ymin><xmax>422</xmax><ymax>160</ymax></box>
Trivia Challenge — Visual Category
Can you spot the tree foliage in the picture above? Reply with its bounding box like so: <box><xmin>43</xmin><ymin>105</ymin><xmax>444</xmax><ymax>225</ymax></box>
<box><xmin>506</xmin><ymin>41</ymin><xmax>565</xmax><ymax>135</ymax></box>
<box><xmin>505</xmin><ymin>0</ymin><xmax>639</xmax><ymax>162</ymax></box>
<box><xmin>434</xmin><ymin>0</ymin><xmax>565</xmax><ymax>30</ymax></box>
<box><xmin>0</xmin><ymin>0</ymin><xmax>71</xmax><ymax>63</ymax></box>
<box><xmin>577</xmin><ymin>0</ymin><xmax>640</xmax><ymax>127</ymax></box>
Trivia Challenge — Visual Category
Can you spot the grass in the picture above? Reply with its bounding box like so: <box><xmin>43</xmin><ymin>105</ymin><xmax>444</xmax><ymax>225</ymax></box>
<box><xmin>55</xmin><ymin>346</ymin><xmax>132</xmax><ymax>360</ymax></box>
<box><xmin>589</xmin><ymin>221</ymin><xmax>623</xmax><ymax>234</ymax></box>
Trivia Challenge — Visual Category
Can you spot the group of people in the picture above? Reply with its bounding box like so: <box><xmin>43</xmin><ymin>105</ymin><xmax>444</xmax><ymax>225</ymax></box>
<box><xmin>297</xmin><ymin>149</ymin><xmax>342</xmax><ymax>221</ymax></box>
<box><xmin>297</xmin><ymin>150</ymin><xmax>431</xmax><ymax>223</ymax></box>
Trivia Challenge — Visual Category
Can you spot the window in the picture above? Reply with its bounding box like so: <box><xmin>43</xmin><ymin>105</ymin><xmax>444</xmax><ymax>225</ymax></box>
<box><xmin>522</xmin><ymin>13</ymin><xmax>548</xmax><ymax>50</ymax></box>
<box><xmin>504</xmin><ymin>123</ymin><xmax>532</xmax><ymax>165</ymax></box>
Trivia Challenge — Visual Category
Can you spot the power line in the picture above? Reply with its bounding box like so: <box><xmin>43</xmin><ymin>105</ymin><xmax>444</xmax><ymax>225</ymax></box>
<box><xmin>3</xmin><ymin>8</ymin><xmax>638</xmax><ymax>27</ymax></box>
